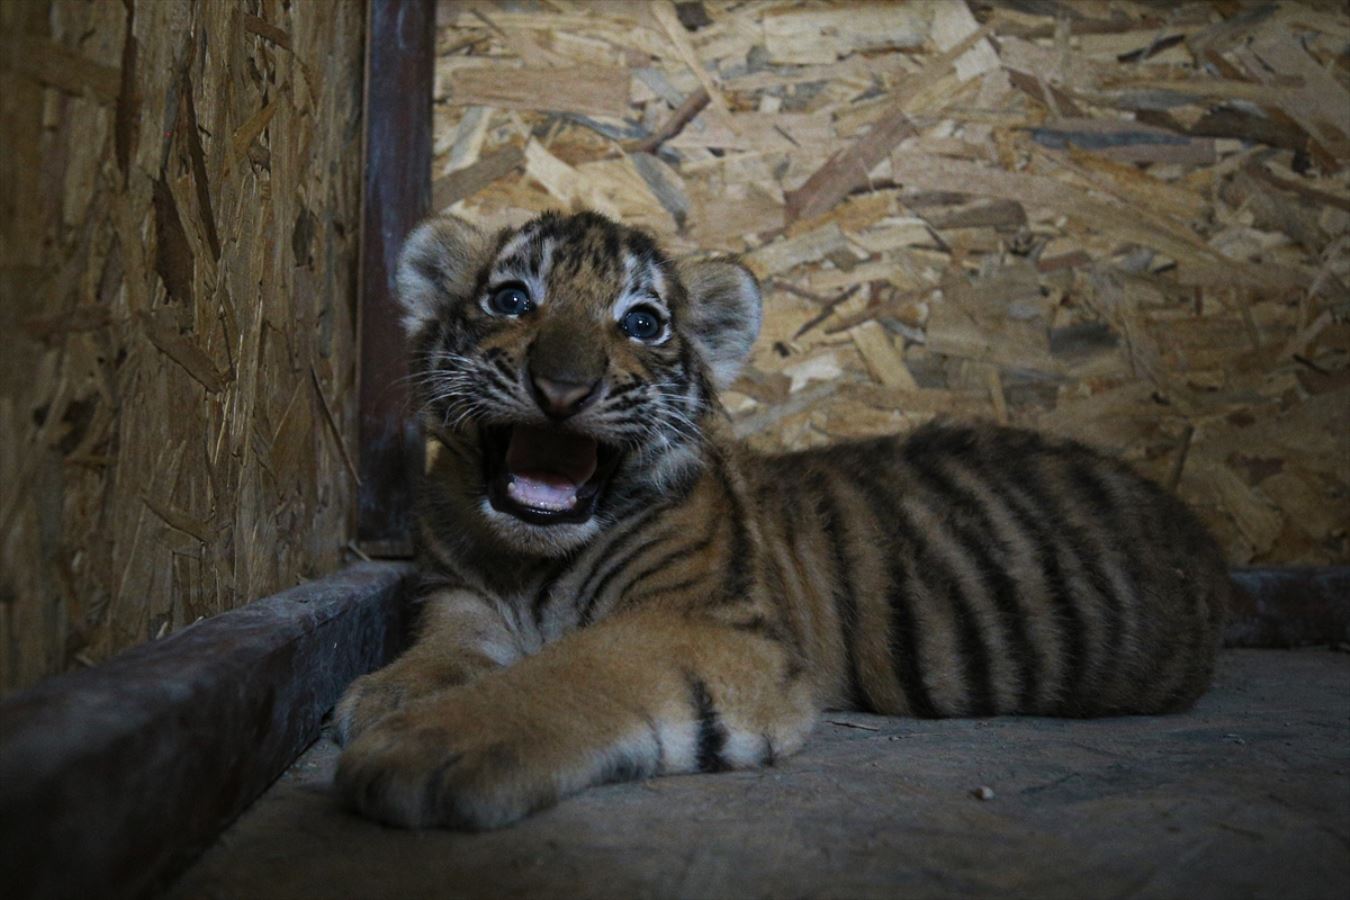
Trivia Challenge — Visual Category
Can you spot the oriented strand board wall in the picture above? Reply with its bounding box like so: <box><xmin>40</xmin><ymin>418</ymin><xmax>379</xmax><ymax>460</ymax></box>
<box><xmin>431</xmin><ymin>0</ymin><xmax>1349</xmax><ymax>566</ymax></box>
<box><xmin>0</xmin><ymin>0</ymin><xmax>365</xmax><ymax>694</ymax></box>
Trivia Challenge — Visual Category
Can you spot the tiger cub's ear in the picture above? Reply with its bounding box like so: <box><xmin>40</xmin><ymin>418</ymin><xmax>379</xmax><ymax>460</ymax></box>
<box><xmin>396</xmin><ymin>215</ymin><xmax>492</xmax><ymax>336</ymax></box>
<box><xmin>676</xmin><ymin>258</ymin><xmax>762</xmax><ymax>390</ymax></box>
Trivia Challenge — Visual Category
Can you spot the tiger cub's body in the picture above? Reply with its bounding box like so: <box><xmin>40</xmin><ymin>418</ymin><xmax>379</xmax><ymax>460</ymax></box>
<box><xmin>335</xmin><ymin>211</ymin><xmax>1228</xmax><ymax>830</ymax></box>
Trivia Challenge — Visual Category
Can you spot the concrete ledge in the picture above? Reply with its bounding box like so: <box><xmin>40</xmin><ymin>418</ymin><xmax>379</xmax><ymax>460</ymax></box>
<box><xmin>0</xmin><ymin>561</ymin><xmax>417</xmax><ymax>900</ymax></box>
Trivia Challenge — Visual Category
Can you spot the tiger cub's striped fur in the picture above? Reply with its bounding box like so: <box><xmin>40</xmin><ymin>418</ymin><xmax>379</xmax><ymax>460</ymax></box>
<box><xmin>335</xmin><ymin>211</ymin><xmax>1228</xmax><ymax>830</ymax></box>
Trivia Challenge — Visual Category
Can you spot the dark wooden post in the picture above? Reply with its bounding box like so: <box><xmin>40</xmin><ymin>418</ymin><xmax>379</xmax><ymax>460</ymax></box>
<box><xmin>357</xmin><ymin>0</ymin><xmax>436</xmax><ymax>556</ymax></box>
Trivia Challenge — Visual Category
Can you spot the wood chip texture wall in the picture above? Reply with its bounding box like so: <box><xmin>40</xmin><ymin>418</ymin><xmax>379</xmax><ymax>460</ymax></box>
<box><xmin>431</xmin><ymin>0</ymin><xmax>1349</xmax><ymax>568</ymax></box>
<box><xmin>0</xmin><ymin>0</ymin><xmax>365</xmax><ymax>694</ymax></box>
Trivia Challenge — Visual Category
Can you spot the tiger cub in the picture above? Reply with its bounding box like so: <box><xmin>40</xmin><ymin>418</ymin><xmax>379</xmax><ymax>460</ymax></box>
<box><xmin>335</xmin><ymin>210</ymin><xmax>1229</xmax><ymax>830</ymax></box>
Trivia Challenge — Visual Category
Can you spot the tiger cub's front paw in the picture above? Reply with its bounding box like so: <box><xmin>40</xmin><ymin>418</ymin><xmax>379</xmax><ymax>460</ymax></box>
<box><xmin>335</xmin><ymin>698</ymin><xmax>555</xmax><ymax>831</ymax></box>
<box><xmin>333</xmin><ymin>672</ymin><xmax>403</xmax><ymax>746</ymax></box>
<box><xmin>334</xmin><ymin>659</ymin><xmax>463</xmax><ymax>746</ymax></box>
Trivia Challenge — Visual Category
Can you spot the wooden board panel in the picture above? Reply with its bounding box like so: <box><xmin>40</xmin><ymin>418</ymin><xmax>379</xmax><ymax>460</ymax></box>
<box><xmin>0</xmin><ymin>0</ymin><xmax>367</xmax><ymax>694</ymax></box>
<box><xmin>428</xmin><ymin>0</ymin><xmax>1350</xmax><ymax>566</ymax></box>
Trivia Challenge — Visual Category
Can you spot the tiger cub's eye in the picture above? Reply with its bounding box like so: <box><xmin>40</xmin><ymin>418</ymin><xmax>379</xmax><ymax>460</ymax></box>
<box><xmin>489</xmin><ymin>285</ymin><xmax>533</xmax><ymax>317</ymax></box>
<box><xmin>620</xmin><ymin>306</ymin><xmax>664</xmax><ymax>341</ymax></box>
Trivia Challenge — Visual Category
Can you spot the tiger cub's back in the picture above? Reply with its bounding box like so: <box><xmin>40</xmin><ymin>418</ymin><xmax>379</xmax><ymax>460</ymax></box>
<box><xmin>754</xmin><ymin>422</ymin><xmax>1228</xmax><ymax>719</ymax></box>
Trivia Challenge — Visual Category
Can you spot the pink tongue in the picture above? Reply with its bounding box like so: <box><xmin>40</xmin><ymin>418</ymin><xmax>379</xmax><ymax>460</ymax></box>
<box><xmin>507</xmin><ymin>476</ymin><xmax>580</xmax><ymax>511</ymax></box>
<box><xmin>505</xmin><ymin>426</ymin><xmax>599</xmax><ymax>511</ymax></box>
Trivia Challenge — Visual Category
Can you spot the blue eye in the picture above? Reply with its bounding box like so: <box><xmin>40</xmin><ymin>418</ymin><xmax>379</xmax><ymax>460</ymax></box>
<box><xmin>488</xmin><ymin>285</ymin><xmax>533</xmax><ymax>317</ymax></box>
<box><xmin>620</xmin><ymin>306</ymin><xmax>664</xmax><ymax>341</ymax></box>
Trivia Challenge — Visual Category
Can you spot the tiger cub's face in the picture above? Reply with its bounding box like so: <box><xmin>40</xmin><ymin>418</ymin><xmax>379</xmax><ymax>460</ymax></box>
<box><xmin>397</xmin><ymin>211</ymin><xmax>761</xmax><ymax>556</ymax></box>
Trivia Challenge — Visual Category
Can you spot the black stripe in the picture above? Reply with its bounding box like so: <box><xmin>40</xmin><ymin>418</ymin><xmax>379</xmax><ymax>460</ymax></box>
<box><xmin>1080</xmin><ymin>465</ymin><xmax>1149</xmax><ymax>611</ymax></box>
<box><xmin>581</xmin><ymin>526</ymin><xmax>679</xmax><ymax>626</ymax></box>
<box><xmin>769</xmin><ymin>479</ymin><xmax>813</xmax><ymax>658</ymax></box>
<box><xmin>848</xmin><ymin>460</ymin><xmax>942</xmax><ymax>718</ymax></box>
<box><xmin>901</xmin><ymin>448</ymin><xmax>1041</xmax><ymax>712</ymax></box>
<box><xmin>712</xmin><ymin>456</ymin><xmax>752</xmax><ymax>603</ymax></box>
<box><xmin>622</xmin><ymin>573</ymin><xmax>711</xmax><ymax>606</ymax></box>
<box><xmin>774</xmin><ymin>478</ymin><xmax>801</xmax><ymax>554</ymax></box>
<box><xmin>527</xmin><ymin>234</ymin><xmax>547</xmax><ymax>275</ymax></box>
<box><xmin>812</xmin><ymin>473</ymin><xmax>870</xmax><ymax>712</ymax></box>
<box><xmin>530</xmin><ymin>565</ymin><xmax>566</xmax><ymax>629</ymax></box>
<box><xmin>617</xmin><ymin>522</ymin><xmax>719</xmax><ymax>604</ymax></box>
<box><xmin>606</xmin><ymin>392</ymin><xmax>645</xmax><ymax>415</ymax></box>
<box><xmin>571</xmin><ymin>504</ymin><xmax>671</xmax><ymax>624</ymax></box>
<box><xmin>864</xmin><ymin>454</ymin><xmax>997</xmax><ymax>716</ymax></box>
<box><xmin>733</xmin><ymin>488</ymin><xmax>807</xmax><ymax>668</ymax></box>
<box><xmin>883</xmin><ymin>551</ymin><xmax>941</xmax><ymax>718</ymax></box>
<box><xmin>490</xmin><ymin>353</ymin><xmax>517</xmax><ymax>382</ymax></box>
<box><xmin>729</xmin><ymin>613</ymin><xmax>805</xmax><ymax>687</ymax></box>
<box><xmin>482</xmin><ymin>365</ymin><xmax>515</xmax><ymax>395</ymax></box>
<box><xmin>979</xmin><ymin>471</ymin><xmax>1089</xmax><ymax>712</ymax></box>
<box><xmin>937</xmin><ymin>563</ymin><xmax>997</xmax><ymax>716</ymax></box>
<box><xmin>687</xmin><ymin>674</ymin><xmax>730</xmax><ymax>772</ymax></box>
<box><xmin>677</xmin><ymin>342</ymin><xmax>710</xmax><ymax>413</ymax></box>
<box><xmin>575</xmin><ymin>503</ymin><xmax>670</xmax><ymax>598</ymax></box>
<box><xmin>1062</xmin><ymin>458</ymin><xmax>1131</xmax><ymax>659</ymax></box>
<box><xmin>727</xmin><ymin>613</ymin><xmax>791</xmax><ymax>645</ymax></box>
<box><xmin>997</xmin><ymin>450</ymin><xmax>1120</xmax><ymax>708</ymax></box>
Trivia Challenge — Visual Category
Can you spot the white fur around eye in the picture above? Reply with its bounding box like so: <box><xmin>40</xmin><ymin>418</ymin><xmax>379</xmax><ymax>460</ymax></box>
<box><xmin>483</xmin><ymin>233</ymin><xmax>554</xmax><ymax>313</ymax></box>
<box><xmin>611</xmin><ymin>292</ymin><xmax>669</xmax><ymax>322</ymax></box>
<box><xmin>610</xmin><ymin>253</ymin><xmax>672</xmax><ymax>341</ymax></box>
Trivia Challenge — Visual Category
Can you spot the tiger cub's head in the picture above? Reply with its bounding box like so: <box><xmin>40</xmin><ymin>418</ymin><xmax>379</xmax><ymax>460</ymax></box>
<box><xmin>397</xmin><ymin>210</ymin><xmax>760</xmax><ymax>555</ymax></box>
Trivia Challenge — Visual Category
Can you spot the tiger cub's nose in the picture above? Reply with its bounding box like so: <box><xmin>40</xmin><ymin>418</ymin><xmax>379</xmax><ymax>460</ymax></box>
<box><xmin>530</xmin><ymin>375</ymin><xmax>600</xmax><ymax>419</ymax></box>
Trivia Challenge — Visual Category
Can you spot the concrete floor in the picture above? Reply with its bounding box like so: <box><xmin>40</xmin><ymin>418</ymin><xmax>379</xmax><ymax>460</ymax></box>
<box><xmin>171</xmin><ymin>650</ymin><xmax>1350</xmax><ymax>900</ymax></box>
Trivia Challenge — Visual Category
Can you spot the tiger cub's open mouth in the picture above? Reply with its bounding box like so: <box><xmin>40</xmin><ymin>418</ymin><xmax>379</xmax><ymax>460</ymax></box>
<box><xmin>482</xmin><ymin>425</ymin><xmax>622</xmax><ymax>525</ymax></box>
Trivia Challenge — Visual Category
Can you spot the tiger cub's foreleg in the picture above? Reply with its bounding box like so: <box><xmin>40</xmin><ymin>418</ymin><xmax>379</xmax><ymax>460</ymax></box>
<box><xmin>335</xmin><ymin>609</ymin><xmax>816</xmax><ymax>830</ymax></box>
<box><xmin>334</xmin><ymin>588</ymin><xmax>521</xmax><ymax>745</ymax></box>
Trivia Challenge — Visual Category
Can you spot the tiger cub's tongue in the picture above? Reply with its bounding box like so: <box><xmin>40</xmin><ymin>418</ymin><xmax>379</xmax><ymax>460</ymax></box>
<box><xmin>504</xmin><ymin>425</ymin><xmax>599</xmax><ymax>511</ymax></box>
